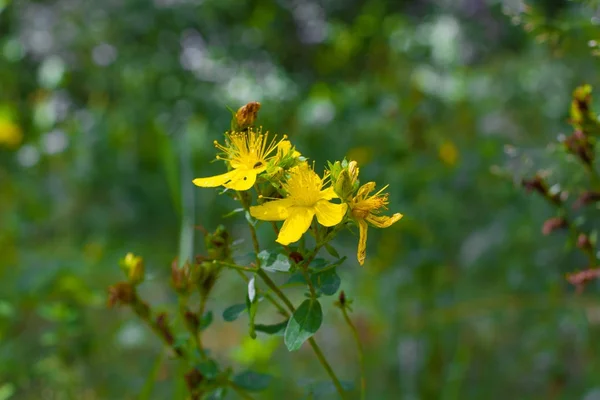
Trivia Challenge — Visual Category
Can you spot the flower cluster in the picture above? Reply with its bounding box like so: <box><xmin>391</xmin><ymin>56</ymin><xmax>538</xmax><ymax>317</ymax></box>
<box><xmin>193</xmin><ymin>102</ymin><xmax>403</xmax><ymax>265</ymax></box>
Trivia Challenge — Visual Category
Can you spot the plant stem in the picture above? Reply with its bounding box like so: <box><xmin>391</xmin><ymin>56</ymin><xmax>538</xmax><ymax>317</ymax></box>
<box><xmin>215</xmin><ymin>261</ymin><xmax>258</xmax><ymax>273</ymax></box>
<box><xmin>340</xmin><ymin>307</ymin><xmax>366</xmax><ymax>400</ymax></box>
<box><xmin>256</xmin><ymin>268</ymin><xmax>295</xmax><ymax>312</ymax></box>
<box><xmin>237</xmin><ymin>191</ymin><xmax>346</xmax><ymax>399</ymax></box>
<box><xmin>308</xmin><ymin>338</ymin><xmax>347</xmax><ymax>399</ymax></box>
<box><xmin>232</xmin><ymin>268</ymin><xmax>289</xmax><ymax>317</ymax></box>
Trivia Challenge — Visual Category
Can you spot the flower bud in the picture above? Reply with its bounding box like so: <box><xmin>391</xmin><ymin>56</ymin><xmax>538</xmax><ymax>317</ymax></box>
<box><xmin>205</xmin><ymin>225</ymin><xmax>232</xmax><ymax>262</ymax></box>
<box><xmin>338</xmin><ymin>290</ymin><xmax>346</xmax><ymax>307</ymax></box>
<box><xmin>107</xmin><ymin>282</ymin><xmax>135</xmax><ymax>307</ymax></box>
<box><xmin>573</xmin><ymin>191</ymin><xmax>600</xmax><ymax>209</ymax></box>
<box><xmin>234</xmin><ymin>101</ymin><xmax>261</xmax><ymax>130</ymax></box>
<box><xmin>577</xmin><ymin>233</ymin><xmax>593</xmax><ymax>251</ymax></box>
<box><xmin>334</xmin><ymin>169</ymin><xmax>354</xmax><ymax>200</ymax></box>
<box><xmin>194</xmin><ymin>261</ymin><xmax>221</xmax><ymax>298</ymax></box>
<box><xmin>120</xmin><ymin>253</ymin><xmax>144</xmax><ymax>285</ymax></box>
<box><xmin>184</xmin><ymin>369</ymin><xmax>204</xmax><ymax>393</ymax></box>
<box><xmin>541</xmin><ymin>217</ymin><xmax>568</xmax><ymax>235</ymax></box>
<box><xmin>171</xmin><ymin>260</ymin><xmax>194</xmax><ymax>295</ymax></box>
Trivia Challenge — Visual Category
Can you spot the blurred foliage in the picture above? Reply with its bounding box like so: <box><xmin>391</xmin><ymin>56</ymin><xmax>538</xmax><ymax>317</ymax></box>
<box><xmin>3</xmin><ymin>0</ymin><xmax>600</xmax><ymax>399</ymax></box>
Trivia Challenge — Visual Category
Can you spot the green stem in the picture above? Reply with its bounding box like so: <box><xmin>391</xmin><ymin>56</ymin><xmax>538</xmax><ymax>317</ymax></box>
<box><xmin>308</xmin><ymin>338</ymin><xmax>347</xmax><ymax>399</ymax></box>
<box><xmin>178</xmin><ymin>296</ymin><xmax>204</xmax><ymax>359</ymax></box>
<box><xmin>233</xmin><ymin>268</ymin><xmax>289</xmax><ymax>317</ymax></box>
<box><xmin>256</xmin><ymin>268</ymin><xmax>295</xmax><ymax>311</ymax></box>
<box><xmin>215</xmin><ymin>260</ymin><xmax>258</xmax><ymax>273</ymax></box>
<box><xmin>341</xmin><ymin>307</ymin><xmax>365</xmax><ymax>400</ymax></box>
<box><xmin>238</xmin><ymin>191</ymin><xmax>346</xmax><ymax>399</ymax></box>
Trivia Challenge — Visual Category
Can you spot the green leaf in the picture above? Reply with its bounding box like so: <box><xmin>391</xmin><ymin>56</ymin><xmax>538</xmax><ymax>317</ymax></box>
<box><xmin>311</xmin><ymin>268</ymin><xmax>341</xmax><ymax>296</ymax></box>
<box><xmin>200</xmin><ymin>311</ymin><xmax>213</xmax><ymax>330</ymax></box>
<box><xmin>254</xmin><ymin>320</ymin><xmax>288</xmax><ymax>336</ymax></box>
<box><xmin>232</xmin><ymin>371</ymin><xmax>272</xmax><ymax>391</ymax></box>
<box><xmin>258</xmin><ymin>250</ymin><xmax>291</xmax><ymax>272</ymax></box>
<box><xmin>283</xmin><ymin>272</ymin><xmax>307</xmax><ymax>287</ymax></box>
<box><xmin>309</xmin><ymin>258</ymin><xmax>328</xmax><ymax>270</ymax></box>
<box><xmin>223</xmin><ymin>304</ymin><xmax>246</xmax><ymax>322</ymax></box>
<box><xmin>196</xmin><ymin>359</ymin><xmax>219</xmax><ymax>379</ymax></box>
<box><xmin>324</xmin><ymin>243</ymin><xmax>340</xmax><ymax>259</ymax></box>
<box><xmin>284</xmin><ymin>299</ymin><xmax>323</xmax><ymax>351</ymax></box>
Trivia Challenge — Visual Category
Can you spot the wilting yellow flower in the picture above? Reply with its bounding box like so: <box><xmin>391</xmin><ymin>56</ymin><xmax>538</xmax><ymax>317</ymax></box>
<box><xmin>250</xmin><ymin>163</ymin><xmax>348</xmax><ymax>245</ymax></box>
<box><xmin>193</xmin><ymin>128</ymin><xmax>284</xmax><ymax>191</ymax></box>
<box><xmin>350</xmin><ymin>182</ymin><xmax>403</xmax><ymax>265</ymax></box>
<box><xmin>0</xmin><ymin>119</ymin><xmax>23</xmax><ymax>148</ymax></box>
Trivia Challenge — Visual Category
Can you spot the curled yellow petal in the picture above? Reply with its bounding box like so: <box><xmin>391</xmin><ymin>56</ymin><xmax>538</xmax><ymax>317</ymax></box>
<box><xmin>193</xmin><ymin>170</ymin><xmax>239</xmax><ymax>188</ymax></box>
<box><xmin>366</xmin><ymin>213</ymin><xmax>403</xmax><ymax>228</ymax></box>
<box><xmin>314</xmin><ymin>201</ymin><xmax>347</xmax><ymax>227</ymax></box>
<box><xmin>250</xmin><ymin>198</ymin><xmax>294</xmax><ymax>221</ymax></box>
<box><xmin>276</xmin><ymin>207</ymin><xmax>315</xmax><ymax>245</ymax></box>
<box><xmin>357</xmin><ymin>219</ymin><xmax>368</xmax><ymax>266</ymax></box>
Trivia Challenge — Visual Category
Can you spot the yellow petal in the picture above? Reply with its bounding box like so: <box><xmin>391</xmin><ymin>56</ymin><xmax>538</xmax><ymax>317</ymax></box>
<box><xmin>319</xmin><ymin>186</ymin><xmax>338</xmax><ymax>200</ymax></box>
<box><xmin>276</xmin><ymin>207</ymin><xmax>315</xmax><ymax>245</ymax></box>
<box><xmin>250</xmin><ymin>198</ymin><xmax>295</xmax><ymax>221</ymax></box>
<box><xmin>314</xmin><ymin>201</ymin><xmax>347</xmax><ymax>227</ymax></box>
<box><xmin>366</xmin><ymin>213</ymin><xmax>403</xmax><ymax>228</ymax></box>
<box><xmin>357</xmin><ymin>219</ymin><xmax>368</xmax><ymax>266</ymax></box>
<box><xmin>193</xmin><ymin>170</ymin><xmax>238</xmax><ymax>188</ymax></box>
<box><xmin>356</xmin><ymin>182</ymin><xmax>376</xmax><ymax>198</ymax></box>
<box><xmin>223</xmin><ymin>169</ymin><xmax>259</xmax><ymax>191</ymax></box>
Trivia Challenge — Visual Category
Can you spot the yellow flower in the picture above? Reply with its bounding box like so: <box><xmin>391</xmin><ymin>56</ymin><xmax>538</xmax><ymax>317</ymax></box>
<box><xmin>350</xmin><ymin>182</ymin><xmax>403</xmax><ymax>266</ymax></box>
<box><xmin>120</xmin><ymin>253</ymin><xmax>144</xmax><ymax>284</ymax></box>
<box><xmin>0</xmin><ymin>119</ymin><xmax>23</xmax><ymax>149</ymax></box>
<box><xmin>193</xmin><ymin>128</ymin><xmax>283</xmax><ymax>191</ymax></box>
<box><xmin>250</xmin><ymin>163</ymin><xmax>348</xmax><ymax>245</ymax></box>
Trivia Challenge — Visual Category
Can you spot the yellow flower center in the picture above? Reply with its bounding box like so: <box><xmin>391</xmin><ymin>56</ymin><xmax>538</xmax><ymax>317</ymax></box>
<box><xmin>284</xmin><ymin>164</ymin><xmax>326</xmax><ymax>206</ymax></box>
<box><xmin>215</xmin><ymin>128</ymin><xmax>281</xmax><ymax>171</ymax></box>
<box><xmin>351</xmin><ymin>183</ymin><xmax>389</xmax><ymax>219</ymax></box>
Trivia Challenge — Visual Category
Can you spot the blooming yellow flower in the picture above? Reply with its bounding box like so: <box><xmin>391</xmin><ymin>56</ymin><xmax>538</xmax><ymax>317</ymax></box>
<box><xmin>193</xmin><ymin>128</ymin><xmax>283</xmax><ymax>191</ymax></box>
<box><xmin>250</xmin><ymin>163</ymin><xmax>348</xmax><ymax>245</ymax></box>
<box><xmin>350</xmin><ymin>182</ymin><xmax>403</xmax><ymax>265</ymax></box>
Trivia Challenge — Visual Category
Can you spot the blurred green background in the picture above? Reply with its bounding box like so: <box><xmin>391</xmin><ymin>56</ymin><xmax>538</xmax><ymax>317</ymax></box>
<box><xmin>2</xmin><ymin>0</ymin><xmax>600</xmax><ymax>399</ymax></box>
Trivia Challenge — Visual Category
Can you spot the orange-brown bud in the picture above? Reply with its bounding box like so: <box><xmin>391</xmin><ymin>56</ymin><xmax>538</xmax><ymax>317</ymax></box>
<box><xmin>542</xmin><ymin>217</ymin><xmax>568</xmax><ymax>235</ymax></box>
<box><xmin>107</xmin><ymin>282</ymin><xmax>134</xmax><ymax>307</ymax></box>
<box><xmin>234</xmin><ymin>101</ymin><xmax>261</xmax><ymax>130</ymax></box>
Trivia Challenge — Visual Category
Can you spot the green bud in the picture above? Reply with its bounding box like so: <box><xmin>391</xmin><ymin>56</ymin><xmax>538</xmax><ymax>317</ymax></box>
<box><xmin>120</xmin><ymin>253</ymin><xmax>144</xmax><ymax>285</ymax></box>
<box><xmin>205</xmin><ymin>225</ymin><xmax>232</xmax><ymax>262</ymax></box>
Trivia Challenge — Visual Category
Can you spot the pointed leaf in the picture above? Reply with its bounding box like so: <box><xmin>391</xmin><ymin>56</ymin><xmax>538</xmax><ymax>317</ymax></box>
<box><xmin>222</xmin><ymin>304</ymin><xmax>247</xmax><ymax>322</ymax></box>
<box><xmin>284</xmin><ymin>299</ymin><xmax>323</xmax><ymax>351</ymax></box>
<box><xmin>232</xmin><ymin>371</ymin><xmax>272</xmax><ymax>391</ymax></box>
<box><xmin>200</xmin><ymin>311</ymin><xmax>213</xmax><ymax>330</ymax></box>
<box><xmin>258</xmin><ymin>250</ymin><xmax>291</xmax><ymax>272</ymax></box>
<box><xmin>311</xmin><ymin>268</ymin><xmax>341</xmax><ymax>296</ymax></box>
<box><xmin>324</xmin><ymin>243</ymin><xmax>340</xmax><ymax>259</ymax></box>
<box><xmin>254</xmin><ymin>320</ymin><xmax>288</xmax><ymax>336</ymax></box>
